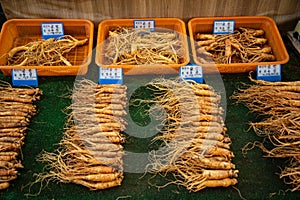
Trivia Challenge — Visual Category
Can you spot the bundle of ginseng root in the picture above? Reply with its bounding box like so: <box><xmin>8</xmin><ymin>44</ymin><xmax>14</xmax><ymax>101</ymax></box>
<box><xmin>232</xmin><ymin>76</ymin><xmax>300</xmax><ymax>192</ymax></box>
<box><xmin>0</xmin><ymin>82</ymin><xmax>42</xmax><ymax>190</ymax></box>
<box><xmin>31</xmin><ymin>79</ymin><xmax>127</xmax><ymax>192</ymax></box>
<box><xmin>104</xmin><ymin>27</ymin><xmax>186</xmax><ymax>65</ymax></box>
<box><xmin>143</xmin><ymin>78</ymin><xmax>238</xmax><ymax>192</ymax></box>
<box><xmin>7</xmin><ymin>35</ymin><xmax>88</xmax><ymax>66</ymax></box>
<box><xmin>195</xmin><ymin>27</ymin><xmax>275</xmax><ymax>64</ymax></box>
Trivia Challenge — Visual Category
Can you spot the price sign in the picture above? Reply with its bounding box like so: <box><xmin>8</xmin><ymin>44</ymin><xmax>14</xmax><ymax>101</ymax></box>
<box><xmin>256</xmin><ymin>64</ymin><xmax>281</xmax><ymax>82</ymax></box>
<box><xmin>213</xmin><ymin>20</ymin><xmax>235</xmax><ymax>34</ymax></box>
<box><xmin>98</xmin><ymin>67</ymin><xmax>123</xmax><ymax>84</ymax></box>
<box><xmin>12</xmin><ymin>69</ymin><xmax>38</xmax><ymax>86</ymax></box>
<box><xmin>134</xmin><ymin>20</ymin><xmax>155</xmax><ymax>31</ymax></box>
<box><xmin>180</xmin><ymin>64</ymin><xmax>203</xmax><ymax>83</ymax></box>
<box><xmin>41</xmin><ymin>22</ymin><xmax>64</xmax><ymax>39</ymax></box>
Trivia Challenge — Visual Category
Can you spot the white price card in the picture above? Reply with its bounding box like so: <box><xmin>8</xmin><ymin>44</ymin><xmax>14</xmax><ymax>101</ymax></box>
<box><xmin>256</xmin><ymin>64</ymin><xmax>281</xmax><ymax>82</ymax></box>
<box><xmin>99</xmin><ymin>67</ymin><xmax>123</xmax><ymax>84</ymax></box>
<box><xmin>213</xmin><ymin>20</ymin><xmax>235</xmax><ymax>34</ymax></box>
<box><xmin>41</xmin><ymin>22</ymin><xmax>64</xmax><ymax>39</ymax></box>
<box><xmin>12</xmin><ymin>69</ymin><xmax>38</xmax><ymax>86</ymax></box>
<box><xmin>180</xmin><ymin>65</ymin><xmax>203</xmax><ymax>83</ymax></box>
<box><xmin>134</xmin><ymin>20</ymin><xmax>155</xmax><ymax>31</ymax></box>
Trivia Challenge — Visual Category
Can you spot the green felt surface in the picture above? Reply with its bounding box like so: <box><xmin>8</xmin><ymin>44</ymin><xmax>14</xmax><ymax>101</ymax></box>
<box><xmin>0</xmin><ymin>35</ymin><xmax>299</xmax><ymax>200</ymax></box>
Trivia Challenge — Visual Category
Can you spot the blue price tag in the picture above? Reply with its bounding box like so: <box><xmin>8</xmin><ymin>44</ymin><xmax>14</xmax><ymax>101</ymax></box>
<box><xmin>180</xmin><ymin>64</ymin><xmax>203</xmax><ymax>83</ymax></box>
<box><xmin>12</xmin><ymin>69</ymin><xmax>38</xmax><ymax>87</ymax></box>
<box><xmin>256</xmin><ymin>64</ymin><xmax>281</xmax><ymax>82</ymax></box>
<box><xmin>134</xmin><ymin>20</ymin><xmax>155</xmax><ymax>31</ymax></box>
<box><xmin>98</xmin><ymin>67</ymin><xmax>123</xmax><ymax>84</ymax></box>
<box><xmin>213</xmin><ymin>20</ymin><xmax>235</xmax><ymax>34</ymax></box>
<box><xmin>41</xmin><ymin>22</ymin><xmax>64</xmax><ymax>39</ymax></box>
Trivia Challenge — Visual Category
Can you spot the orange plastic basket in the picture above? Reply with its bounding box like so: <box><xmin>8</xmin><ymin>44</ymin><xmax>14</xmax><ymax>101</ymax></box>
<box><xmin>188</xmin><ymin>16</ymin><xmax>289</xmax><ymax>73</ymax></box>
<box><xmin>95</xmin><ymin>18</ymin><xmax>189</xmax><ymax>75</ymax></box>
<box><xmin>0</xmin><ymin>19</ymin><xmax>94</xmax><ymax>76</ymax></box>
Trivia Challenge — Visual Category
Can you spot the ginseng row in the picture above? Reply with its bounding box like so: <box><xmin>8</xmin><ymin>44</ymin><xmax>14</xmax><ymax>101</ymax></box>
<box><xmin>144</xmin><ymin>78</ymin><xmax>238</xmax><ymax>192</ymax></box>
<box><xmin>0</xmin><ymin>83</ymin><xmax>42</xmax><ymax>190</ymax></box>
<box><xmin>34</xmin><ymin>79</ymin><xmax>127</xmax><ymax>191</ymax></box>
<box><xmin>232</xmin><ymin>77</ymin><xmax>300</xmax><ymax>192</ymax></box>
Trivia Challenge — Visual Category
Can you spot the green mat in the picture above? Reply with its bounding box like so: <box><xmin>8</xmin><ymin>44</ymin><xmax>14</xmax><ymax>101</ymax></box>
<box><xmin>0</xmin><ymin>35</ymin><xmax>299</xmax><ymax>200</ymax></box>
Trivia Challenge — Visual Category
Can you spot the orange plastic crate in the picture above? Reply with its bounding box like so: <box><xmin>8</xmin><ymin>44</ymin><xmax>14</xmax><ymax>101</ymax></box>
<box><xmin>0</xmin><ymin>19</ymin><xmax>94</xmax><ymax>76</ymax></box>
<box><xmin>188</xmin><ymin>16</ymin><xmax>289</xmax><ymax>73</ymax></box>
<box><xmin>96</xmin><ymin>18</ymin><xmax>189</xmax><ymax>75</ymax></box>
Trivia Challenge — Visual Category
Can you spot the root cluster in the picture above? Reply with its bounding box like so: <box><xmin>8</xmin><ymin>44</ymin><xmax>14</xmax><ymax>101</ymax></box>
<box><xmin>34</xmin><ymin>79</ymin><xmax>127</xmax><ymax>191</ymax></box>
<box><xmin>145</xmin><ymin>78</ymin><xmax>238</xmax><ymax>192</ymax></box>
<box><xmin>0</xmin><ymin>82</ymin><xmax>42</xmax><ymax>190</ymax></box>
<box><xmin>232</xmin><ymin>76</ymin><xmax>300</xmax><ymax>191</ymax></box>
<box><xmin>7</xmin><ymin>35</ymin><xmax>88</xmax><ymax>66</ymax></box>
<box><xmin>195</xmin><ymin>27</ymin><xmax>275</xmax><ymax>64</ymax></box>
<box><xmin>103</xmin><ymin>28</ymin><xmax>186</xmax><ymax>65</ymax></box>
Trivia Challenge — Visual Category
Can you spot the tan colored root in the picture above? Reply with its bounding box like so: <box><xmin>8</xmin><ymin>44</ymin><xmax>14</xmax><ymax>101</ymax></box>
<box><xmin>72</xmin><ymin>179</ymin><xmax>122</xmax><ymax>190</ymax></box>
<box><xmin>193</xmin><ymin>178</ymin><xmax>238</xmax><ymax>191</ymax></box>
<box><xmin>0</xmin><ymin>169</ymin><xmax>18</xmax><ymax>176</ymax></box>
<box><xmin>0</xmin><ymin>182</ymin><xmax>10</xmax><ymax>190</ymax></box>
<box><xmin>70</xmin><ymin>165</ymin><xmax>116</xmax><ymax>175</ymax></box>
<box><xmin>68</xmin><ymin>172</ymin><xmax>122</xmax><ymax>182</ymax></box>
<box><xmin>202</xmin><ymin>169</ymin><xmax>239</xmax><ymax>180</ymax></box>
<box><xmin>0</xmin><ymin>160</ymin><xmax>23</xmax><ymax>169</ymax></box>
